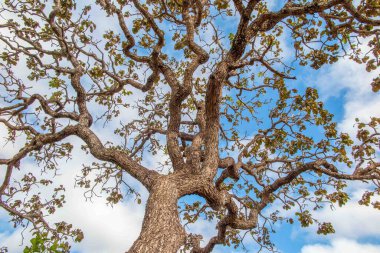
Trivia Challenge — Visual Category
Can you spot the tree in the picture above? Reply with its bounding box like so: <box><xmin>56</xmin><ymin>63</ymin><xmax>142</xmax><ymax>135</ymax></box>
<box><xmin>0</xmin><ymin>0</ymin><xmax>379</xmax><ymax>252</ymax></box>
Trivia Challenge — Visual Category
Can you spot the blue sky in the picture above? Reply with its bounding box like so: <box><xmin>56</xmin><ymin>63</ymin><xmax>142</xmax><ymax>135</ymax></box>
<box><xmin>1</xmin><ymin>1</ymin><xmax>380</xmax><ymax>253</ymax></box>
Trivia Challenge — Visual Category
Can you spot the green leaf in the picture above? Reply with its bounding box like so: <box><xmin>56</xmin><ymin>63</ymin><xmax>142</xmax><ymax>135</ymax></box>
<box><xmin>49</xmin><ymin>77</ymin><xmax>64</xmax><ymax>88</ymax></box>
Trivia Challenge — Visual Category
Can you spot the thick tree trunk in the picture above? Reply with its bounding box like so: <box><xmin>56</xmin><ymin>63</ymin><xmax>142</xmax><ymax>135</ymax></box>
<box><xmin>127</xmin><ymin>178</ymin><xmax>186</xmax><ymax>253</ymax></box>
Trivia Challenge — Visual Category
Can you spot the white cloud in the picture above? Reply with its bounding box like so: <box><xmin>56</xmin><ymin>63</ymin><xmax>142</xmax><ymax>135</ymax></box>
<box><xmin>320</xmin><ymin>58</ymin><xmax>380</xmax><ymax>137</ymax></box>
<box><xmin>0</xmin><ymin>228</ymin><xmax>33</xmax><ymax>253</ymax></box>
<box><xmin>286</xmin><ymin>183</ymin><xmax>380</xmax><ymax>243</ymax></box>
<box><xmin>310</xmin><ymin>53</ymin><xmax>377</xmax><ymax>99</ymax></box>
<box><xmin>0</xmin><ymin>137</ymin><xmax>147</xmax><ymax>253</ymax></box>
<box><xmin>339</xmin><ymin>95</ymin><xmax>380</xmax><ymax>137</ymax></box>
<box><xmin>301</xmin><ymin>238</ymin><xmax>380</xmax><ymax>253</ymax></box>
<box><xmin>0</xmin><ymin>125</ymin><xmax>26</xmax><ymax>159</ymax></box>
<box><xmin>308</xmin><ymin>41</ymin><xmax>380</xmax><ymax>136</ymax></box>
<box><xmin>311</xmin><ymin>189</ymin><xmax>380</xmax><ymax>240</ymax></box>
<box><xmin>185</xmin><ymin>218</ymin><xmax>218</xmax><ymax>247</ymax></box>
<box><xmin>0</xmin><ymin>14</ymin><xmax>167</xmax><ymax>250</ymax></box>
<box><xmin>308</xmin><ymin>40</ymin><xmax>380</xmax><ymax>166</ymax></box>
<box><xmin>288</xmin><ymin>49</ymin><xmax>380</xmax><ymax>249</ymax></box>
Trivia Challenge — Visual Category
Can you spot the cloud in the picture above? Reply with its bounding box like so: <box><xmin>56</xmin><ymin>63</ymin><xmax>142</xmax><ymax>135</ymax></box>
<box><xmin>0</xmin><ymin>136</ymin><xmax>147</xmax><ymax>253</ymax></box>
<box><xmin>0</xmin><ymin>228</ymin><xmax>33</xmax><ymax>253</ymax></box>
<box><xmin>310</xmin><ymin>52</ymin><xmax>377</xmax><ymax>98</ymax></box>
<box><xmin>307</xmin><ymin>43</ymin><xmax>380</xmax><ymax>241</ymax></box>
<box><xmin>319</xmin><ymin>58</ymin><xmax>380</xmax><ymax>137</ymax></box>
<box><xmin>50</xmin><ymin>146</ymin><xmax>147</xmax><ymax>253</ymax></box>
<box><xmin>307</xmin><ymin>41</ymin><xmax>380</xmax><ymax>135</ymax></box>
<box><xmin>287</xmin><ymin>185</ymin><xmax>380</xmax><ymax>245</ymax></box>
<box><xmin>0</xmin><ymin>8</ymin><xmax>167</xmax><ymax>252</ymax></box>
<box><xmin>185</xmin><ymin>218</ymin><xmax>218</xmax><ymax>247</ymax></box>
<box><xmin>301</xmin><ymin>238</ymin><xmax>380</xmax><ymax>253</ymax></box>
<box><xmin>312</xmin><ymin>189</ymin><xmax>380</xmax><ymax>240</ymax></box>
<box><xmin>339</xmin><ymin>95</ymin><xmax>380</xmax><ymax>137</ymax></box>
<box><xmin>307</xmin><ymin>40</ymin><xmax>380</xmax><ymax>162</ymax></box>
<box><xmin>0</xmin><ymin>125</ymin><xmax>26</xmax><ymax>159</ymax></box>
<box><xmin>286</xmin><ymin>48</ymin><xmax>380</xmax><ymax>248</ymax></box>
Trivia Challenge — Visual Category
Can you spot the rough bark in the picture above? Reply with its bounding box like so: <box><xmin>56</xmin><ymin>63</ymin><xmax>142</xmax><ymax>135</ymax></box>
<box><xmin>128</xmin><ymin>177</ymin><xmax>186</xmax><ymax>253</ymax></box>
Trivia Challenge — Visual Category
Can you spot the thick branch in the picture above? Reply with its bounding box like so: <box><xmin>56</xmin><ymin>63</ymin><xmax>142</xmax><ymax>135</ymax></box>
<box><xmin>75</xmin><ymin>126</ymin><xmax>159</xmax><ymax>191</ymax></box>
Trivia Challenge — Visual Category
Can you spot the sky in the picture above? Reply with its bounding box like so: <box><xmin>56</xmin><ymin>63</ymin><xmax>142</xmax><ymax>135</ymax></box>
<box><xmin>1</xmin><ymin>1</ymin><xmax>380</xmax><ymax>253</ymax></box>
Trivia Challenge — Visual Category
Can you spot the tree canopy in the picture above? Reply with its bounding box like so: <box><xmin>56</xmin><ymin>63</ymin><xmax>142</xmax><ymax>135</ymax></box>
<box><xmin>0</xmin><ymin>0</ymin><xmax>379</xmax><ymax>252</ymax></box>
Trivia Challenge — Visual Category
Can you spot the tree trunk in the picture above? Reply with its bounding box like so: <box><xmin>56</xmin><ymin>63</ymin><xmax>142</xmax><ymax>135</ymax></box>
<box><xmin>127</xmin><ymin>178</ymin><xmax>186</xmax><ymax>253</ymax></box>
